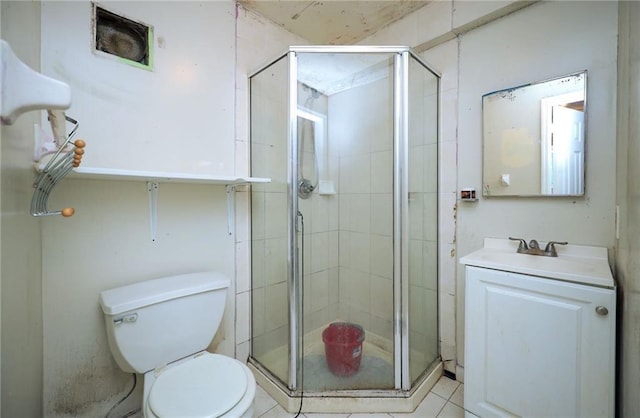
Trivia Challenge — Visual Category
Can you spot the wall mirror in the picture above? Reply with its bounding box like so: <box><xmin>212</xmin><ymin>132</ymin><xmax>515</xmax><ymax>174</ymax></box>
<box><xmin>482</xmin><ymin>71</ymin><xmax>586</xmax><ymax>197</ymax></box>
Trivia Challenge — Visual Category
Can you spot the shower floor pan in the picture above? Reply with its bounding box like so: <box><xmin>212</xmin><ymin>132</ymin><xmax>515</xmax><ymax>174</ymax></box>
<box><xmin>249</xmin><ymin>328</ymin><xmax>442</xmax><ymax>414</ymax></box>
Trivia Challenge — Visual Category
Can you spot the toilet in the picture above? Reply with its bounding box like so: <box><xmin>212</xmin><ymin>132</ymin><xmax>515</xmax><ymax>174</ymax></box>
<box><xmin>99</xmin><ymin>271</ymin><xmax>255</xmax><ymax>418</ymax></box>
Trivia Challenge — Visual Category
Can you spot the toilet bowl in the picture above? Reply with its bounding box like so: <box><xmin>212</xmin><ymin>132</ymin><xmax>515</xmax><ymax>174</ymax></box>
<box><xmin>144</xmin><ymin>352</ymin><xmax>256</xmax><ymax>418</ymax></box>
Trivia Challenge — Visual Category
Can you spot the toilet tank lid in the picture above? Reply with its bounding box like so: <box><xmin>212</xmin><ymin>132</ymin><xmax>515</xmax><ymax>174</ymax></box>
<box><xmin>99</xmin><ymin>272</ymin><xmax>230</xmax><ymax>315</ymax></box>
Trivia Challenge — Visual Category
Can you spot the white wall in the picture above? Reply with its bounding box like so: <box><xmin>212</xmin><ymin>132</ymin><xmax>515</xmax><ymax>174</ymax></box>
<box><xmin>615</xmin><ymin>1</ymin><xmax>640</xmax><ymax>416</ymax></box>
<box><xmin>42</xmin><ymin>181</ymin><xmax>234</xmax><ymax>416</ymax></box>
<box><xmin>455</xmin><ymin>1</ymin><xmax>618</xmax><ymax>369</ymax></box>
<box><xmin>0</xmin><ymin>0</ymin><xmax>625</xmax><ymax>414</ymax></box>
<box><xmin>37</xmin><ymin>2</ymin><xmax>239</xmax><ymax>416</ymax></box>
<box><xmin>1</xmin><ymin>2</ymin><xmax>44</xmax><ymax>417</ymax></box>
<box><xmin>40</xmin><ymin>1</ymin><xmax>235</xmax><ymax>175</ymax></box>
<box><xmin>25</xmin><ymin>4</ymin><xmax>308</xmax><ymax>414</ymax></box>
<box><xmin>362</xmin><ymin>0</ymin><xmax>619</xmax><ymax>377</ymax></box>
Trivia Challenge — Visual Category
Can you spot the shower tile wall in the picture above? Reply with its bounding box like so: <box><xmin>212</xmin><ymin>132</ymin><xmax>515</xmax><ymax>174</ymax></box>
<box><xmin>328</xmin><ymin>76</ymin><xmax>395</xmax><ymax>346</ymax></box>
<box><xmin>299</xmin><ymin>88</ymin><xmax>335</xmax><ymax>335</ymax></box>
<box><xmin>260</xmin><ymin>73</ymin><xmax>399</xmax><ymax>353</ymax></box>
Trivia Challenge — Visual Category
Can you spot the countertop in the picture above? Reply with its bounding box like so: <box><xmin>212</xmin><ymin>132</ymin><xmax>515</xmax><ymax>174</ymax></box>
<box><xmin>460</xmin><ymin>238</ymin><xmax>615</xmax><ymax>288</ymax></box>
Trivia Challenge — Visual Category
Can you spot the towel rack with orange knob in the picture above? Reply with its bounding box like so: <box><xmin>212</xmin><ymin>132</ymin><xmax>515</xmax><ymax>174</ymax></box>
<box><xmin>31</xmin><ymin>114</ymin><xmax>86</xmax><ymax>217</ymax></box>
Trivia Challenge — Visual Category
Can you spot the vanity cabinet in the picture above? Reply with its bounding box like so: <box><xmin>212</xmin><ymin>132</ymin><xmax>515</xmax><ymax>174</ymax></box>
<box><xmin>461</xmin><ymin>239</ymin><xmax>616</xmax><ymax>418</ymax></box>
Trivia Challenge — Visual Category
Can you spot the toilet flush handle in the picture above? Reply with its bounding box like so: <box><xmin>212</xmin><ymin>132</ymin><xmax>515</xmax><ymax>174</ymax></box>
<box><xmin>113</xmin><ymin>313</ymin><xmax>138</xmax><ymax>325</ymax></box>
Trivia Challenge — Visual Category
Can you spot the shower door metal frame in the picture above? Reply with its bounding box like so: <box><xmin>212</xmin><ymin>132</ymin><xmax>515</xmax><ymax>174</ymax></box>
<box><xmin>248</xmin><ymin>45</ymin><xmax>440</xmax><ymax>395</ymax></box>
<box><xmin>288</xmin><ymin>50</ymin><xmax>301</xmax><ymax>391</ymax></box>
<box><xmin>287</xmin><ymin>46</ymin><xmax>415</xmax><ymax>392</ymax></box>
<box><xmin>394</xmin><ymin>51</ymin><xmax>411</xmax><ymax>391</ymax></box>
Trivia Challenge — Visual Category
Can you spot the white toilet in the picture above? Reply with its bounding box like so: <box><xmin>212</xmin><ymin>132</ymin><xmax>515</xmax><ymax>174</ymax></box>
<box><xmin>99</xmin><ymin>271</ymin><xmax>256</xmax><ymax>418</ymax></box>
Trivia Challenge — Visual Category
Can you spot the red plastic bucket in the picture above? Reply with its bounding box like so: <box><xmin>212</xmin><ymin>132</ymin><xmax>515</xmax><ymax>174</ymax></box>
<box><xmin>322</xmin><ymin>322</ymin><xmax>365</xmax><ymax>377</ymax></box>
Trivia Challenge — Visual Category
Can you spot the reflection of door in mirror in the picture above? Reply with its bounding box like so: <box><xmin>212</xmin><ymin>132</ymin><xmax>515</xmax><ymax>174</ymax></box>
<box><xmin>541</xmin><ymin>92</ymin><xmax>585</xmax><ymax>195</ymax></box>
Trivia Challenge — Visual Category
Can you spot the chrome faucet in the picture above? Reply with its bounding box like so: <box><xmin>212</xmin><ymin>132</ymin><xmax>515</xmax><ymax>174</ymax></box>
<box><xmin>509</xmin><ymin>237</ymin><xmax>567</xmax><ymax>257</ymax></box>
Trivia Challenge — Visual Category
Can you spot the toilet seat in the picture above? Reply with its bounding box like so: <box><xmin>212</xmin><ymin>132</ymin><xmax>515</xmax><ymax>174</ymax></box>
<box><xmin>148</xmin><ymin>353</ymin><xmax>248</xmax><ymax>418</ymax></box>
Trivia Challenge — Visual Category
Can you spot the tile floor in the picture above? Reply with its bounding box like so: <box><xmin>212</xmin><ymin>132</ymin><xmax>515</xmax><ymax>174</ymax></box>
<box><xmin>252</xmin><ymin>375</ymin><xmax>465</xmax><ymax>418</ymax></box>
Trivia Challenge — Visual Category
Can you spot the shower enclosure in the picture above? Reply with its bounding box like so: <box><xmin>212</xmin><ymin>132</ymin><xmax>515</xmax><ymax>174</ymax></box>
<box><xmin>248</xmin><ymin>46</ymin><xmax>440</xmax><ymax>411</ymax></box>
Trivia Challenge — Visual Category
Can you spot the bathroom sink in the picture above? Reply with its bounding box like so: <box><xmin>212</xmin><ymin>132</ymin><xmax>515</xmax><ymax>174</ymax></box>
<box><xmin>460</xmin><ymin>238</ymin><xmax>615</xmax><ymax>288</ymax></box>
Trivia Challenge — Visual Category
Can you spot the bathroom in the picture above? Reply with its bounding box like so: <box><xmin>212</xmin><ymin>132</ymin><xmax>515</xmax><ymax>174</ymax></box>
<box><xmin>1</xmin><ymin>0</ymin><xmax>638</xmax><ymax>417</ymax></box>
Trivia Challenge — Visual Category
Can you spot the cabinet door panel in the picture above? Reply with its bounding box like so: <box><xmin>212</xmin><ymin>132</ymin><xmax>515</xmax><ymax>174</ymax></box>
<box><xmin>465</xmin><ymin>266</ymin><xmax>615</xmax><ymax>418</ymax></box>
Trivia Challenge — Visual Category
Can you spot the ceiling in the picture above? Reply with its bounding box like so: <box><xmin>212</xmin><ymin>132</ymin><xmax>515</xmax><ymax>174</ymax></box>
<box><xmin>237</xmin><ymin>1</ymin><xmax>430</xmax><ymax>44</ymax></box>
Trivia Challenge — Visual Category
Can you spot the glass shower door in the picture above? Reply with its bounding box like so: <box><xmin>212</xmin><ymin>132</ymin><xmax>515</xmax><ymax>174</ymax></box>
<box><xmin>406</xmin><ymin>53</ymin><xmax>440</xmax><ymax>384</ymax></box>
<box><xmin>296</xmin><ymin>51</ymin><xmax>397</xmax><ymax>391</ymax></box>
<box><xmin>249</xmin><ymin>47</ymin><xmax>441</xmax><ymax>401</ymax></box>
<box><xmin>250</xmin><ymin>55</ymin><xmax>291</xmax><ymax>387</ymax></box>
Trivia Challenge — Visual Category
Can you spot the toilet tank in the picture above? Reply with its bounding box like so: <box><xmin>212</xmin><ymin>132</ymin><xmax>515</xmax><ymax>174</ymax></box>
<box><xmin>99</xmin><ymin>272</ymin><xmax>230</xmax><ymax>374</ymax></box>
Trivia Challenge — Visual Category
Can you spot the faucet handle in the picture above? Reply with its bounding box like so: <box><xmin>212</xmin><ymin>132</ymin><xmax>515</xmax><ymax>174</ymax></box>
<box><xmin>509</xmin><ymin>237</ymin><xmax>529</xmax><ymax>253</ymax></box>
<box><xmin>544</xmin><ymin>241</ymin><xmax>568</xmax><ymax>257</ymax></box>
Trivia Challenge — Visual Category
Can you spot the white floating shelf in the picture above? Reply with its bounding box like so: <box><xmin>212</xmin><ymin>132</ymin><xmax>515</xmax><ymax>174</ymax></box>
<box><xmin>36</xmin><ymin>164</ymin><xmax>270</xmax><ymax>185</ymax></box>
<box><xmin>71</xmin><ymin>166</ymin><xmax>271</xmax><ymax>185</ymax></box>
<box><xmin>33</xmin><ymin>164</ymin><xmax>270</xmax><ymax>239</ymax></box>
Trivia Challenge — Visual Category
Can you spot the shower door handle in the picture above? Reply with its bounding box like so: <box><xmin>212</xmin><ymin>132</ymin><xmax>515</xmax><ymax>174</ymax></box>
<box><xmin>296</xmin><ymin>211</ymin><xmax>305</xmax><ymax>278</ymax></box>
<box><xmin>296</xmin><ymin>210</ymin><xmax>304</xmax><ymax>232</ymax></box>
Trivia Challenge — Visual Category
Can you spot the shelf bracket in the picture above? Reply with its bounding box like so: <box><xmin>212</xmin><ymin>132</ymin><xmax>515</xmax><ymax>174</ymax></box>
<box><xmin>226</xmin><ymin>185</ymin><xmax>235</xmax><ymax>235</ymax></box>
<box><xmin>147</xmin><ymin>181</ymin><xmax>159</xmax><ymax>241</ymax></box>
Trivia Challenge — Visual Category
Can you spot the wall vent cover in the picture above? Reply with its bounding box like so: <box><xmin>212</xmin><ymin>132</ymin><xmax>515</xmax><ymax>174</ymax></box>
<box><xmin>94</xmin><ymin>4</ymin><xmax>152</xmax><ymax>68</ymax></box>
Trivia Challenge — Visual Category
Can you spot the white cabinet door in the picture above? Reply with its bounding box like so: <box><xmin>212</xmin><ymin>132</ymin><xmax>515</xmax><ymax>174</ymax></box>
<box><xmin>465</xmin><ymin>266</ymin><xmax>615</xmax><ymax>418</ymax></box>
